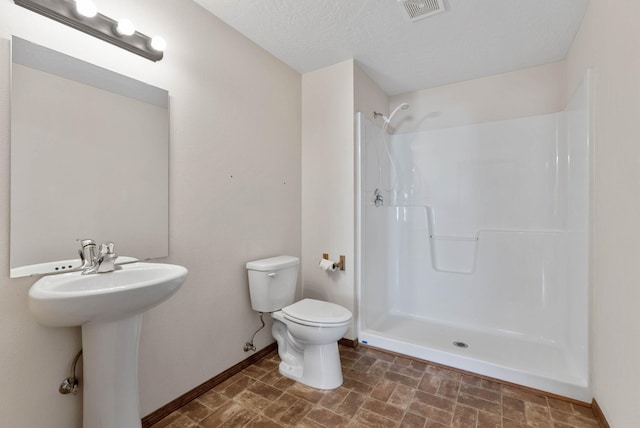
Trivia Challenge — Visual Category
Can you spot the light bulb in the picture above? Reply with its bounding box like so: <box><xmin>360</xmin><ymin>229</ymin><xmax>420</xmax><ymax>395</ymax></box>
<box><xmin>115</xmin><ymin>19</ymin><xmax>135</xmax><ymax>36</ymax></box>
<box><xmin>75</xmin><ymin>0</ymin><xmax>97</xmax><ymax>18</ymax></box>
<box><xmin>150</xmin><ymin>36</ymin><xmax>166</xmax><ymax>52</ymax></box>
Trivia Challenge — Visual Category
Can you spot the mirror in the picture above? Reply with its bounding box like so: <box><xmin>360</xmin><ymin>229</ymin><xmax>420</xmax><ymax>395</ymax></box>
<box><xmin>10</xmin><ymin>37</ymin><xmax>169</xmax><ymax>277</ymax></box>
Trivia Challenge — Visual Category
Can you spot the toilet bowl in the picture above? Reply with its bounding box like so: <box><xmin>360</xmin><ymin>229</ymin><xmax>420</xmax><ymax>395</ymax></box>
<box><xmin>245</xmin><ymin>256</ymin><xmax>353</xmax><ymax>390</ymax></box>
<box><xmin>271</xmin><ymin>298</ymin><xmax>351</xmax><ymax>389</ymax></box>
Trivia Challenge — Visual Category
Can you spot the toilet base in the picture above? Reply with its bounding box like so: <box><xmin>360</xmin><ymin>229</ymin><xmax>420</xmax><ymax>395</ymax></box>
<box><xmin>278</xmin><ymin>342</ymin><xmax>343</xmax><ymax>390</ymax></box>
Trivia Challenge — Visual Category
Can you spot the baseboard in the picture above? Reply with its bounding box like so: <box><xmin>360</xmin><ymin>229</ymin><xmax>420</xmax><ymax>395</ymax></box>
<box><xmin>141</xmin><ymin>342</ymin><xmax>277</xmax><ymax>428</ymax></box>
<box><xmin>338</xmin><ymin>337</ymin><xmax>359</xmax><ymax>348</ymax></box>
<box><xmin>591</xmin><ymin>399</ymin><xmax>610</xmax><ymax>428</ymax></box>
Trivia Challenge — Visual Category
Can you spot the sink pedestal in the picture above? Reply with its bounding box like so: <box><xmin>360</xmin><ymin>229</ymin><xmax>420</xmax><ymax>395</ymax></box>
<box><xmin>28</xmin><ymin>262</ymin><xmax>189</xmax><ymax>428</ymax></box>
<box><xmin>82</xmin><ymin>314</ymin><xmax>143</xmax><ymax>428</ymax></box>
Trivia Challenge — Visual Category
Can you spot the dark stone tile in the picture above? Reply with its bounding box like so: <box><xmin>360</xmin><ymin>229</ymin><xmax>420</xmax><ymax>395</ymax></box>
<box><xmin>346</xmin><ymin>367</ymin><xmax>385</xmax><ymax>386</ymax></box>
<box><xmin>407</xmin><ymin>401</ymin><xmax>453</xmax><ymax>425</ymax></box>
<box><xmin>524</xmin><ymin>402</ymin><xmax>553</xmax><ymax>427</ymax></box>
<box><xmin>547</xmin><ymin>397</ymin><xmax>574</xmax><ymax>412</ymax></box>
<box><xmin>242</xmin><ymin>364</ymin><xmax>269</xmax><ymax>380</ymax></box>
<box><xmin>459</xmin><ymin>382</ymin><xmax>501</xmax><ymax>403</ymax></box>
<box><xmin>248</xmin><ymin>381</ymin><xmax>285</xmax><ymax>401</ymax></box>
<box><xmin>503</xmin><ymin>385</ymin><xmax>549</xmax><ymax>407</ymax></box>
<box><xmin>388</xmin><ymin>383</ymin><xmax>415</xmax><ymax>409</ymax></box>
<box><xmin>179</xmin><ymin>399</ymin><xmax>212</xmax><ymax>422</ymax></box>
<box><xmin>365</xmin><ymin>348</ymin><xmax>397</xmax><ymax>362</ymax></box>
<box><xmin>409</xmin><ymin>360</ymin><xmax>429</xmax><ymax>372</ymax></box>
<box><xmin>148</xmin><ymin>411</ymin><xmax>192</xmax><ymax>428</ymax></box>
<box><xmin>572</xmin><ymin>403</ymin><xmax>597</xmax><ymax>420</ymax></box>
<box><xmin>413</xmin><ymin>390</ymin><xmax>456</xmax><ymax>412</ymax></box>
<box><xmin>285</xmin><ymin>382</ymin><xmax>326</xmax><ymax>403</ymax></box>
<box><xmin>480</xmin><ymin>378</ymin><xmax>503</xmax><ymax>393</ymax></box>
<box><xmin>394</xmin><ymin>356</ymin><xmax>412</xmax><ymax>366</ymax></box>
<box><xmin>436</xmin><ymin>379</ymin><xmax>460</xmax><ymax>400</ymax></box>
<box><xmin>399</xmin><ymin>412</ymin><xmax>426</xmax><ymax>428</ymax></box>
<box><xmin>451</xmin><ymin>404</ymin><xmax>478</xmax><ymax>428</ymax></box>
<box><xmin>503</xmin><ymin>418</ymin><xmax>530</xmax><ymax>428</ymax></box>
<box><xmin>233</xmin><ymin>390</ymin><xmax>273</xmax><ymax>412</ymax></box>
<box><xmin>503</xmin><ymin>395</ymin><xmax>527</xmax><ymax>423</ymax></box>
<box><xmin>199</xmin><ymin>401</ymin><xmax>256</xmax><ymax>428</ymax></box>
<box><xmin>277</xmin><ymin>398</ymin><xmax>313</xmax><ymax>426</ymax></box>
<box><xmin>549</xmin><ymin>408</ymin><xmax>599</xmax><ymax>427</ymax></box>
<box><xmin>318</xmin><ymin>386</ymin><xmax>350</xmax><ymax>411</ymax></box>
<box><xmin>294</xmin><ymin>418</ymin><xmax>325</xmax><ymax>428</ymax></box>
<box><xmin>198</xmin><ymin>390</ymin><xmax>229</xmax><ymax>411</ymax></box>
<box><xmin>305</xmin><ymin>408</ymin><xmax>350</xmax><ymax>428</ymax></box>
<box><xmin>425</xmin><ymin>365</ymin><xmax>462</xmax><ymax>381</ymax></box>
<box><xmin>342</xmin><ymin>377</ymin><xmax>374</xmax><ymax>395</ymax></box>
<box><xmin>354</xmin><ymin>410</ymin><xmax>398</xmax><ymax>428</ymax></box>
<box><xmin>370</xmin><ymin>379</ymin><xmax>397</xmax><ymax>402</ymax></box>
<box><xmin>460</xmin><ymin>374</ymin><xmax>483</xmax><ymax>388</ymax></box>
<box><xmin>262</xmin><ymin>393</ymin><xmax>299</xmax><ymax>419</ymax></box>
<box><xmin>457</xmin><ymin>393</ymin><xmax>501</xmax><ymax>415</ymax></box>
<box><xmin>417</xmin><ymin>372</ymin><xmax>442</xmax><ymax>394</ymax></box>
<box><xmin>219</xmin><ymin>374</ymin><xmax>256</xmax><ymax>398</ymax></box>
<box><xmin>477</xmin><ymin>410</ymin><xmax>502</xmax><ymax>428</ymax></box>
<box><xmin>388</xmin><ymin>363</ymin><xmax>426</xmax><ymax>380</ymax></box>
<box><xmin>384</xmin><ymin>370</ymin><xmax>420</xmax><ymax>388</ymax></box>
<box><xmin>245</xmin><ymin>415</ymin><xmax>285</xmax><ymax>428</ymax></box>
<box><xmin>335</xmin><ymin>391</ymin><xmax>366</xmax><ymax>418</ymax></box>
<box><xmin>352</xmin><ymin>355</ymin><xmax>377</xmax><ymax>372</ymax></box>
<box><xmin>361</xmin><ymin>398</ymin><xmax>405</xmax><ymax>421</ymax></box>
<box><xmin>272</xmin><ymin>377</ymin><xmax>296</xmax><ymax>390</ymax></box>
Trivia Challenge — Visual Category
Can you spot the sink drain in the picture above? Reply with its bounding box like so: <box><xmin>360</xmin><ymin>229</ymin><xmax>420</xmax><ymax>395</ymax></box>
<box><xmin>453</xmin><ymin>341</ymin><xmax>469</xmax><ymax>349</ymax></box>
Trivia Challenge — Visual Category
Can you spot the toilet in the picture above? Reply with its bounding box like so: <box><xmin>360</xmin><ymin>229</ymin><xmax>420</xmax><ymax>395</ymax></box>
<box><xmin>246</xmin><ymin>255</ymin><xmax>352</xmax><ymax>390</ymax></box>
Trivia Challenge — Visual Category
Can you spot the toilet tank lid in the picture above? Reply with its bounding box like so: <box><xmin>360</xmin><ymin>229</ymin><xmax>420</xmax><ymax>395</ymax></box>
<box><xmin>246</xmin><ymin>256</ymin><xmax>299</xmax><ymax>271</ymax></box>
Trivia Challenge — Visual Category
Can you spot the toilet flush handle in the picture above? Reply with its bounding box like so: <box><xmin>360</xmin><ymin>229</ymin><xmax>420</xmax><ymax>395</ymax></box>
<box><xmin>268</xmin><ymin>272</ymin><xmax>278</xmax><ymax>278</ymax></box>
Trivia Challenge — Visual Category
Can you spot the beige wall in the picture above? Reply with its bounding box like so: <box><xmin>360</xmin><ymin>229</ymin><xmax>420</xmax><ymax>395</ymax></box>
<box><xmin>301</xmin><ymin>60</ymin><xmax>356</xmax><ymax>338</ymax></box>
<box><xmin>389</xmin><ymin>61</ymin><xmax>566</xmax><ymax>133</ymax></box>
<box><xmin>566</xmin><ymin>0</ymin><xmax>640</xmax><ymax>426</ymax></box>
<box><xmin>354</xmin><ymin>62</ymin><xmax>389</xmax><ymax>128</ymax></box>
<box><xmin>0</xmin><ymin>1</ymin><xmax>301</xmax><ymax>426</ymax></box>
<box><xmin>300</xmin><ymin>60</ymin><xmax>388</xmax><ymax>340</ymax></box>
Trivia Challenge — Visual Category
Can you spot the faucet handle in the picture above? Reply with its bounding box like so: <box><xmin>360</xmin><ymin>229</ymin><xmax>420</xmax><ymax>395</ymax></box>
<box><xmin>99</xmin><ymin>242</ymin><xmax>116</xmax><ymax>256</ymax></box>
<box><xmin>97</xmin><ymin>242</ymin><xmax>122</xmax><ymax>272</ymax></box>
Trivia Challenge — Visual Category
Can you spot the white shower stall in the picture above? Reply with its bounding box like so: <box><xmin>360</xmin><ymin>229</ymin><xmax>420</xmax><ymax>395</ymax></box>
<box><xmin>356</xmin><ymin>78</ymin><xmax>591</xmax><ymax>400</ymax></box>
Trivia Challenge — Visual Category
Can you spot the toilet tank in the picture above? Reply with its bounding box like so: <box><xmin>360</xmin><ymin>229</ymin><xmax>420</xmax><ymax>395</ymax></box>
<box><xmin>246</xmin><ymin>256</ymin><xmax>299</xmax><ymax>312</ymax></box>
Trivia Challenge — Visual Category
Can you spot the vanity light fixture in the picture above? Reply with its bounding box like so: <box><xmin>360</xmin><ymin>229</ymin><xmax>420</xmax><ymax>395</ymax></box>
<box><xmin>114</xmin><ymin>18</ymin><xmax>135</xmax><ymax>37</ymax></box>
<box><xmin>13</xmin><ymin>0</ymin><xmax>165</xmax><ymax>61</ymax></box>
<box><xmin>74</xmin><ymin>0</ymin><xmax>96</xmax><ymax>18</ymax></box>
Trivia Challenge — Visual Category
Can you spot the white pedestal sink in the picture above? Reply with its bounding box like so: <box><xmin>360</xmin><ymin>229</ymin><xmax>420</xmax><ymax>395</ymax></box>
<box><xmin>28</xmin><ymin>262</ymin><xmax>188</xmax><ymax>428</ymax></box>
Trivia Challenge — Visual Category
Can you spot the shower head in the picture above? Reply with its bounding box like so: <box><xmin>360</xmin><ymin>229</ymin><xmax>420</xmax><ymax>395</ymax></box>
<box><xmin>382</xmin><ymin>103</ymin><xmax>410</xmax><ymax>132</ymax></box>
<box><xmin>386</xmin><ymin>103</ymin><xmax>410</xmax><ymax>124</ymax></box>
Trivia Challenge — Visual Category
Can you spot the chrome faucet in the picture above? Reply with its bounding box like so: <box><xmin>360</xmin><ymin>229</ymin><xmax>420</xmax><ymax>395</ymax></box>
<box><xmin>78</xmin><ymin>239</ymin><xmax>97</xmax><ymax>270</ymax></box>
<box><xmin>78</xmin><ymin>239</ymin><xmax>122</xmax><ymax>275</ymax></box>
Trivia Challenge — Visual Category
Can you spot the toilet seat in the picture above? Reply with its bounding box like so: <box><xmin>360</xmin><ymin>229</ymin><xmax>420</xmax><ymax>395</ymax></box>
<box><xmin>282</xmin><ymin>298</ymin><xmax>352</xmax><ymax>327</ymax></box>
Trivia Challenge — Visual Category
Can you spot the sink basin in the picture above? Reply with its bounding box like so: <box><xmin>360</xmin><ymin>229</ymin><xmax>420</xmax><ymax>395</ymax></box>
<box><xmin>28</xmin><ymin>262</ymin><xmax>188</xmax><ymax>428</ymax></box>
<box><xmin>29</xmin><ymin>262</ymin><xmax>188</xmax><ymax>327</ymax></box>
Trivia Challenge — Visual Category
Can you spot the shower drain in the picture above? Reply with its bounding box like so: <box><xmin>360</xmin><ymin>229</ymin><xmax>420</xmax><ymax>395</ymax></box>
<box><xmin>453</xmin><ymin>341</ymin><xmax>469</xmax><ymax>349</ymax></box>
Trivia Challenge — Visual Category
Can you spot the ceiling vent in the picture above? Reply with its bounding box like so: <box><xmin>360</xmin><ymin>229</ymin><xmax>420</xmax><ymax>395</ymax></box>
<box><xmin>397</xmin><ymin>0</ymin><xmax>446</xmax><ymax>22</ymax></box>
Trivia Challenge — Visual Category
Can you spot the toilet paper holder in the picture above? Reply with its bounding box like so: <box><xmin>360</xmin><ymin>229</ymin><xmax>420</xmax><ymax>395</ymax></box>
<box><xmin>322</xmin><ymin>253</ymin><xmax>345</xmax><ymax>271</ymax></box>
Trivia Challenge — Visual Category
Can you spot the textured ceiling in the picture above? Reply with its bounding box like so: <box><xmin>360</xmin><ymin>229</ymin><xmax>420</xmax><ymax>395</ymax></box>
<box><xmin>193</xmin><ymin>0</ymin><xmax>590</xmax><ymax>95</ymax></box>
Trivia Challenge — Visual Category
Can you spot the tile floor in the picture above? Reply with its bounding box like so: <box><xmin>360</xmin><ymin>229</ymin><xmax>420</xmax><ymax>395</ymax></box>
<box><xmin>150</xmin><ymin>345</ymin><xmax>601</xmax><ymax>428</ymax></box>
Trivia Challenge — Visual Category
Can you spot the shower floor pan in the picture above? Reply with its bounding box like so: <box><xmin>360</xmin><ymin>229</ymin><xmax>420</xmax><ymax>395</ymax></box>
<box><xmin>359</xmin><ymin>314</ymin><xmax>590</xmax><ymax>402</ymax></box>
